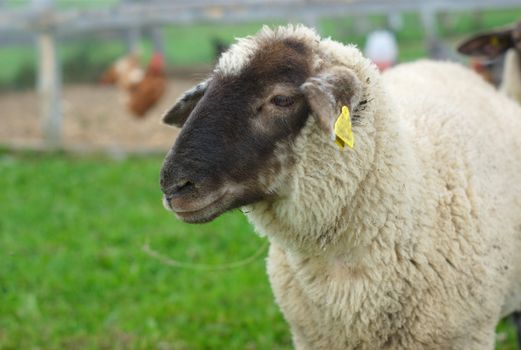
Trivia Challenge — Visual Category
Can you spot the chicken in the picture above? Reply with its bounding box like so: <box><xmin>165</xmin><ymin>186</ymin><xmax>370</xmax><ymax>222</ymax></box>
<box><xmin>100</xmin><ymin>53</ymin><xmax>144</xmax><ymax>90</ymax></box>
<box><xmin>364</xmin><ymin>30</ymin><xmax>398</xmax><ymax>71</ymax></box>
<box><xmin>126</xmin><ymin>52</ymin><xmax>167</xmax><ymax>118</ymax></box>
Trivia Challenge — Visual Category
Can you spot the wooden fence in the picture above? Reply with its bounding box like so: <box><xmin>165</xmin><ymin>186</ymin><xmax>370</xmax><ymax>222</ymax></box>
<box><xmin>0</xmin><ymin>0</ymin><xmax>520</xmax><ymax>145</ymax></box>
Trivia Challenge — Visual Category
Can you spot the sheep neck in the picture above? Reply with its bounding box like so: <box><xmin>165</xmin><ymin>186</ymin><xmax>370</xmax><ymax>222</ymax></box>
<box><xmin>247</xmin><ymin>84</ymin><xmax>422</xmax><ymax>265</ymax></box>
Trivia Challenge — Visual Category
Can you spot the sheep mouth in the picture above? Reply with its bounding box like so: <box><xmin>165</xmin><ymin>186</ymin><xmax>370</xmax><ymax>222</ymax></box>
<box><xmin>163</xmin><ymin>191</ymin><xmax>229</xmax><ymax>224</ymax></box>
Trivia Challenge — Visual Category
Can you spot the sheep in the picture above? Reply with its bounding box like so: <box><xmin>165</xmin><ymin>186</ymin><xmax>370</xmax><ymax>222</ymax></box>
<box><xmin>159</xmin><ymin>25</ymin><xmax>521</xmax><ymax>349</ymax></box>
<box><xmin>458</xmin><ymin>20</ymin><xmax>521</xmax><ymax>103</ymax></box>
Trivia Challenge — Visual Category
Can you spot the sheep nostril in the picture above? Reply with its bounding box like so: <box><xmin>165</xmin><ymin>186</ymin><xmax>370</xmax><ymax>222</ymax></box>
<box><xmin>173</xmin><ymin>180</ymin><xmax>195</xmax><ymax>195</ymax></box>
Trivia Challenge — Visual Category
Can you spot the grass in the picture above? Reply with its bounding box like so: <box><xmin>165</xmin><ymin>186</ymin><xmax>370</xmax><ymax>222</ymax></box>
<box><xmin>0</xmin><ymin>151</ymin><xmax>290</xmax><ymax>349</ymax></box>
<box><xmin>0</xmin><ymin>151</ymin><xmax>519</xmax><ymax>349</ymax></box>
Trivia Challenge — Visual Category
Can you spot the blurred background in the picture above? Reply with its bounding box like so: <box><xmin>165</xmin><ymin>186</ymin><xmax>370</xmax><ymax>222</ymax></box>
<box><xmin>1</xmin><ymin>0</ymin><xmax>521</xmax><ymax>349</ymax></box>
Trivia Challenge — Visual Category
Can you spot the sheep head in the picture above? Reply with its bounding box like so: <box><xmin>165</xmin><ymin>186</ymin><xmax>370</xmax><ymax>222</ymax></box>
<box><xmin>160</xmin><ymin>26</ymin><xmax>363</xmax><ymax>223</ymax></box>
<box><xmin>457</xmin><ymin>20</ymin><xmax>521</xmax><ymax>58</ymax></box>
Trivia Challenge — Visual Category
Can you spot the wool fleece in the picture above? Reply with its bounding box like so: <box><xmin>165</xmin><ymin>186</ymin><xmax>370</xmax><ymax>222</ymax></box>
<box><xmin>240</xmin><ymin>27</ymin><xmax>521</xmax><ymax>350</ymax></box>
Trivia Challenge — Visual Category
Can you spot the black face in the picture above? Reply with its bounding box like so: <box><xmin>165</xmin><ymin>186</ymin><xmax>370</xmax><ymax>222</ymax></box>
<box><xmin>160</xmin><ymin>39</ymin><xmax>312</xmax><ymax>223</ymax></box>
<box><xmin>457</xmin><ymin>21</ymin><xmax>521</xmax><ymax>59</ymax></box>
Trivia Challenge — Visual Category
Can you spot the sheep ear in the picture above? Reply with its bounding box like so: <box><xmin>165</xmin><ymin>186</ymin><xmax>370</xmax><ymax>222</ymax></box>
<box><xmin>162</xmin><ymin>79</ymin><xmax>210</xmax><ymax>127</ymax></box>
<box><xmin>300</xmin><ymin>66</ymin><xmax>362</xmax><ymax>139</ymax></box>
<box><xmin>457</xmin><ymin>29</ymin><xmax>513</xmax><ymax>58</ymax></box>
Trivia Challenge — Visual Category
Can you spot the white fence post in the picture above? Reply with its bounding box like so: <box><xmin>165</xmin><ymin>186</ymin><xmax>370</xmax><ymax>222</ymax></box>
<box><xmin>33</xmin><ymin>0</ymin><xmax>61</xmax><ymax>146</ymax></box>
<box><xmin>150</xmin><ymin>26</ymin><xmax>165</xmax><ymax>54</ymax></box>
<box><xmin>37</xmin><ymin>31</ymin><xmax>62</xmax><ymax>146</ymax></box>
<box><xmin>420</xmin><ymin>5</ymin><xmax>438</xmax><ymax>43</ymax></box>
<box><xmin>126</xmin><ymin>27</ymin><xmax>141</xmax><ymax>54</ymax></box>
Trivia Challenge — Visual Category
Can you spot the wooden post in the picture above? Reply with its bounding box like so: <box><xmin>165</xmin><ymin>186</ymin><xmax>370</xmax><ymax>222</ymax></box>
<box><xmin>301</xmin><ymin>14</ymin><xmax>321</xmax><ymax>34</ymax></box>
<box><xmin>354</xmin><ymin>15</ymin><xmax>371</xmax><ymax>35</ymax></box>
<box><xmin>420</xmin><ymin>5</ymin><xmax>438</xmax><ymax>43</ymax></box>
<box><xmin>37</xmin><ymin>31</ymin><xmax>62</xmax><ymax>146</ymax></box>
<box><xmin>126</xmin><ymin>27</ymin><xmax>141</xmax><ymax>54</ymax></box>
<box><xmin>420</xmin><ymin>5</ymin><xmax>442</xmax><ymax>59</ymax></box>
<box><xmin>33</xmin><ymin>0</ymin><xmax>61</xmax><ymax>146</ymax></box>
<box><xmin>123</xmin><ymin>0</ymin><xmax>141</xmax><ymax>54</ymax></box>
<box><xmin>387</xmin><ymin>11</ymin><xmax>403</xmax><ymax>31</ymax></box>
<box><xmin>150</xmin><ymin>26</ymin><xmax>165</xmax><ymax>54</ymax></box>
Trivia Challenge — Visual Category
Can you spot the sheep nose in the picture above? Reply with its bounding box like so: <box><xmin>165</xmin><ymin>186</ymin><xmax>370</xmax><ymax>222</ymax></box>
<box><xmin>164</xmin><ymin>179</ymin><xmax>195</xmax><ymax>198</ymax></box>
<box><xmin>163</xmin><ymin>180</ymin><xmax>196</xmax><ymax>211</ymax></box>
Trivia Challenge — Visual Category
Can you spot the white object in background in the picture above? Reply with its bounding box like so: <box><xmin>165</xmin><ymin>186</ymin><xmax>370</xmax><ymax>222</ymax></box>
<box><xmin>364</xmin><ymin>30</ymin><xmax>398</xmax><ymax>71</ymax></box>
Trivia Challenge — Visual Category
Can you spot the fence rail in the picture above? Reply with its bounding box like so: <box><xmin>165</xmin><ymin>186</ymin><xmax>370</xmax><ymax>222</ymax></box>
<box><xmin>1</xmin><ymin>0</ymin><xmax>520</xmax><ymax>34</ymax></box>
<box><xmin>0</xmin><ymin>0</ymin><xmax>520</xmax><ymax>146</ymax></box>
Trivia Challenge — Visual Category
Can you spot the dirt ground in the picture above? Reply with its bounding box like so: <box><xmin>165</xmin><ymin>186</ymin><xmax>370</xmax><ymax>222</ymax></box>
<box><xmin>0</xmin><ymin>77</ymin><xmax>203</xmax><ymax>153</ymax></box>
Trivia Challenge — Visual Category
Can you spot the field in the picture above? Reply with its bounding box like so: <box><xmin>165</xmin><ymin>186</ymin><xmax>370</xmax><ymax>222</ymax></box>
<box><xmin>0</xmin><ymin>151</ymin><xmax>290</xmax><ymax>349</ymax></box>
<box><xmin>2</xmin><ymin>5</ymin><xmax>521</xmax><ymax>350</ymax></box>
<box><xmin>0</xmin><ymin>80</ymin><xmax>194</xmax><ymax>150</ymax></box>
<box><xmin>0</xmin><ymin>151</ymin><xmax>518</xmax><ymax>350</ymax></box>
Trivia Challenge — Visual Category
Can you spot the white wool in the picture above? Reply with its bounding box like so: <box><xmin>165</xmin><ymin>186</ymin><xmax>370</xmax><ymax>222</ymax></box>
<box><xmin>215</xmin><ymin>24</ymin><xmax>321</xmax><ymax>76</ymax></box>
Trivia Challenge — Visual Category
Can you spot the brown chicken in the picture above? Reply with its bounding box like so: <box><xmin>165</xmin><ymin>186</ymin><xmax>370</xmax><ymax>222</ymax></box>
<box><xmin>101</xmin><ymin>52</ymin><xmax>167</xmax><ymax>118</ymax></box>
<box><xmin>126</xmin><ymin>52</ymin><xmax>168</xmax><ymax>118</ymax></box>
<box><xmin>100</xmin><ymin>53</ymin><xmax>144</xmax><ymax>90</ymax></box>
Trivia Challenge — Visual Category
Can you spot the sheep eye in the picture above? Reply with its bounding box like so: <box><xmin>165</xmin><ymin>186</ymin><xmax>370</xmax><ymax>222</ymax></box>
<box><xmin>271</xmin><ymin>95</ymin><xmax>294</xmax><ymax>107</ymax></box>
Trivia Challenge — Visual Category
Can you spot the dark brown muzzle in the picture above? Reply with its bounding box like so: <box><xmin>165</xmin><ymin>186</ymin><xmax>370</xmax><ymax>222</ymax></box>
<box><xmin>159</xmin><ymin>99</ymin><xmax>241</xmax><ymax>223</ymax></box>
<box><xmin>160</xmin><ymin>148</ymin><xmax>227</xmax><ymax>223</ymax></box>
<box><xmin>160</xmin><ymin>145</ymin><xmax>214</xmax><ymax>213</ymax></box>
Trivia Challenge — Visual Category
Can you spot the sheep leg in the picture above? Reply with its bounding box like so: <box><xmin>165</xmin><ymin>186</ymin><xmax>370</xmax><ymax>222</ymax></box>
<box><xmin>513</xmin><ymin>311</ymin><xmax>521</xmax><ymax>349</ymax></box>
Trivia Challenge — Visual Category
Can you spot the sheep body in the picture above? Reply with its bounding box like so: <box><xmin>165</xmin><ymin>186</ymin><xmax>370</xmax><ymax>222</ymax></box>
<box><xmin>244</xmin><ymin>30</ymin><xmax>521</xmax><ymax>349</ymax></box>
<box><xmin>159</xmin><ymin>25</ymin><xmax>521</xmax><ymax>349</ymax></box>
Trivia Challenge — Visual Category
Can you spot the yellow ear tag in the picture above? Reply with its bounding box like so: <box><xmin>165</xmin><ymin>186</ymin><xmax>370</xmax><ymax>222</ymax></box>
<box><xmin>334</xmin><ymin>106</ymin><xmax>354</xmax><ymax>150</ymax></box>
<box><xmin>491</xmin><ymin>36</ymin><xmax>500</xmax><ymax>48</ymax></box>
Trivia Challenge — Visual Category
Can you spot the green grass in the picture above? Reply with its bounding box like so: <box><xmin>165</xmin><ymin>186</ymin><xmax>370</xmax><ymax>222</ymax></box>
<box><xmin>0</xmin><ymin>151</ymin><xmax>291</xmax><ymax>349</ymax></box>
<box><xmin>0</xmin><ymin>46</ymin><xmax>36</xmax><ymax>87</ymax></box>
<box><xmin>0</xmin><ymin>151</ymin><xmax>519</xmax><ymax>349</ymax></box>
